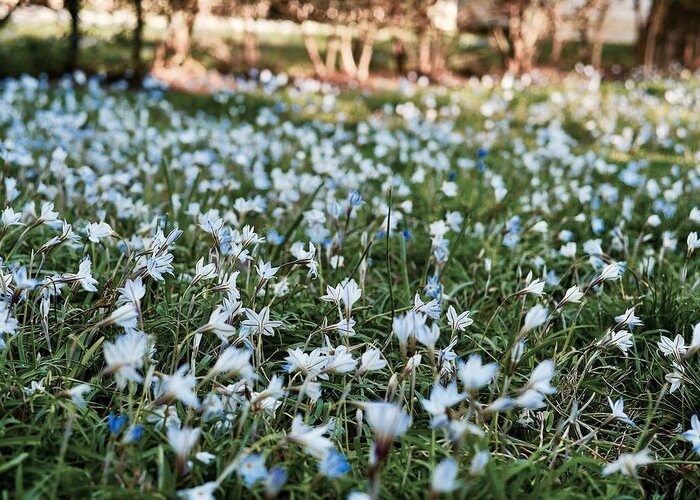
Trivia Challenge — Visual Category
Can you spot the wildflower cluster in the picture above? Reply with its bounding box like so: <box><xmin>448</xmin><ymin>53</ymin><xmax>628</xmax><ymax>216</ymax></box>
<box><xmin>2</xmin><ymin>70</ymin><xmax>700</xmax><ymax>497</ymax></box>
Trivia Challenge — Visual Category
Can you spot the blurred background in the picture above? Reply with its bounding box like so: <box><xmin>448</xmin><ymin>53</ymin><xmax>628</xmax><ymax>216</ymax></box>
<box><xmin>0</xmin><ymin>0</ymin><xmax>698</xmax><ymax>87</ymax></box>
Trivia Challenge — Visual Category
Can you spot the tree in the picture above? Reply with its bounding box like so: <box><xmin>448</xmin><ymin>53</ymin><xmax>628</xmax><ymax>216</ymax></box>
<box><xmin>280</xmin><ymin>0</ymin><xmax>384</xmax><ymax>82</ymax></box>
<box><xmin>132</xmin><ymin>0</ymin><xmax>145</xmax><ymax>74</ymax></box>
<box><xmin>210</xmin><ymin>0</ymin><xmax>271</xmax><ymax>68</ymax></box>
<box><xmin>640</xmin><ymin>0</ymin><xmax>700</xmax><ymax>72</ymax></box>
<box><xmin>64</xmin><ymin>0</ymin><xmax>80</xmax><ymax>71</ymax></box>
<box><xmin>459</xmin><ymin>0</ymin><xmax>552</xmax><ymax>74</ymax></box>
<box><xmin>0</xmin><ymin>0</ymin><xmax>42</xmax><ymax>30</ymax></box>
<box><xmin>153</xmin><ymin>0</ymin><xmax>200</xmax><ymax>69</ymax></box>
<box><xmin>503</xmin><ymin>0</ymin><xmax>550</xmax><ymax>74</ymax></box>
<box><xmin>572</xmin><ymin>0</ymin><xmax>611</xmax><ymax>69</ymax></box>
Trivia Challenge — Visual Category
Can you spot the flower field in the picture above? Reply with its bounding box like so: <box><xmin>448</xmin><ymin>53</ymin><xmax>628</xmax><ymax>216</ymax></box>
<box><xmin>2</xmin><ymin>71</ymin><xmax>700</xmax><ymax>498</ymax></box>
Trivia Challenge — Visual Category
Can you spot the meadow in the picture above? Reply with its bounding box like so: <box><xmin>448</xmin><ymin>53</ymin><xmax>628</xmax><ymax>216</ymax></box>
<box><xmin>1</xmin><ymin>69</ymin><xmax>700</xmax><ymax>498</ymax></box>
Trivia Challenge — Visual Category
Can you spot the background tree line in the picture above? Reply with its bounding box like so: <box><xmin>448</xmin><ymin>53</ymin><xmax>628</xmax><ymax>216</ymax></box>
<box><xmin>1</xmin><ymin>0</ymin><xmax>699</xmax><ymax>79</ymax></box>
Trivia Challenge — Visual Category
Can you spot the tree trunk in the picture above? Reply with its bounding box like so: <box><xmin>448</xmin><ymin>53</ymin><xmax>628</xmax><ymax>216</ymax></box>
<box><xmin>356</xmin><ymin>27</ymin><xmax>376</xmax><ymax>82</ymax></box>
<box><xmin>132</xmin><ymin>0</ymin><xmax>144</xmax><ymax>75</ymax></box>
<box><xmin>392</xmin><ymin>36</ymin><xmax>406</xmax><ymax>75</ymax></box>
<box><xmin>507</xmin><ymin>3</ymin><xmax>526</xmax><ymax>73</ymax></box>
<box><xmin>339</xmin><ymin>27</ymin><xmax>357</xmax><ymax>78</ymax></box>
<box><xmin>154</xmin><ymin>0</ymin><xmax>198</xmax><ymax>69</ymax></box>
<box><xmin>325</xmin><ymin>32</ymin><xmax>340</xmax><ymax>75</ymax></box>
<box><xmin>418</xmin><ymin>27</ymin><xmax>432</xmax><ymax>74</ymax></box>
<box><xmin>301</xmin><ymin>23</ymin><xmax>327</xmax><ymax>77</ymax></box>
<box><xmin>590</xmin><ymin>0</ymin><xmax>611</xmax><ymax>68</ymax></box>
<box><xmin>430</xmin><ymin>32</ymin><xmax>447</xmax><ymax>78</ymax></box>
<box><xmin>65</xmin><ymin>0</ymin><xmax>80</xmax><ymax>71</ymax></box>
<box><xmin>643</xmin><ymin>0</ymin><xmax>668</xmax><ymax>73</ymax></box>
<box><xmin>548</xmin><ymin>3</ymin><xmax>563</xmax><ymax>65</ymax></box>
<box><xmin>640</xmin><ymin>0</ymin><xmax>700</xmax><ymax>71</ymax></box>
<box><xmin>243</xmin><ymin>16</ymin><xmax>259</xmax><ymax>67</ymax></box>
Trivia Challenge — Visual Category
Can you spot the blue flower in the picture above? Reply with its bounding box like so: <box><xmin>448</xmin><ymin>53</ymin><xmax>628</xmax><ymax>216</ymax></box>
<box><xmin>448</xmin><ymin>172</ymin><xmax>457</xmax><ymax>181</ymax></box>
<box><xmin>348</xmin><ymin>189</ymin><xmax>365</xmax><ymax>207</ymax></box>
<box><xmin>402</xmin><ymin>229</ymin><xmax>412</xmax><ymax>241</ymax></box>
<box><xmin>267</xmin><ymin>230</ymin><xmax>285</xmax><ymax>245</ymax></box>
<box><xmin>424</xmin><ymin>274</ymin><xmax>442</xmax><ymax>300</ymax></box>
<box><xmin>506</xmin><ymin>215</ymin><xmax>521</xmax><ymax>233</ymax></box>
<box><xmin>123</xmin><ymin>424</ymin><xmax>143</xmax><ymax>443</ymax></box>
<box><xmin>477</xmin><ymin>148</ymin><xmax>488</xmax><ymax>159</ymax></box>
<box><xmin>318</xmin><ymin>449</ymin><xmax>351</xmax><ymax>478</ymax></box>
<box><xmin>238</xmin><ymin>453</ymin><xmax>267</xmax><ymax>487</ymax></box>
<box><xmin>591</xmin><ymin>217</ymin><xmax>605</xmax><ymax>235</ymax></box>
<box><xmin>503</xmin><ymin>232</ymin><xmax>520</xmax><ymax>249</ymax></box>
<box><xmin>108</xmin><ymin>413</ymin><xmax>127</xmax><ymax>435</ymax></box>
<box><xmin>265</xmin><ymin>466</ymin><xmax>287</xmax><ymax>496</ymax></box>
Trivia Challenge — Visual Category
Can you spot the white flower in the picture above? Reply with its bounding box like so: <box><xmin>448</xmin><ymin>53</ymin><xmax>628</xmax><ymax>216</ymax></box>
<box><xmin>688</xmin><ymin>322</ymin><xmax>700</xmax><ymax>356</ymax></box>
<box><xmin>469</xmin><ymin>450</ymin><xmax>490</xmax><ymax>476</ymax></box>
<box><xmin>357</xmin><ymin>348</ymin><xmax>387</xmax><ymax>374</ymax></box>
<box><xmin>103</xmin><ymin>303</ymin><xmax>139</xmax><ymax>329</ymax></box>
<box><xmin>524</xmin><ymin>359</ymin><xmax>557</xmax><ymax>395</ymax></box>
<box><xmin>415</xmin><ymin>323</ymin><xmax>441</xmax><ymax>351</ymax></box>
<box><xmin>254</xmin><ymin>259</ymin><xmax>279</xmax><ymax>281</ymax></box>
<box><xmin>242</xmin><ymin>307</ymin><xmax>283</xmax><ymax>337</ymax></box>
<box><xmin>657</xmin><ymin>334</ymin><xmax>687</xmax><ymax>359</ymax></box>
<box><xmin>320</xmin><ymin>283</ymin><xmax>342</xmax><ymax>305</ymax></box>
<box><xmin>559</xmin><ymin>242</ymin><xmax>576</xmax><ymax>259</ymax></box>
<box><xmin>404</xmin><ymin>353</ymin><xmax>422</xmax><ymax>374</ymax></box>
<box><xmin>1</xmin><ymin>207</ymin><xmax>23</xmax><ymax>227</ymax></box>
<box><xmin>440</xmin><ymin>181</ymin><xmax>458</xmax><ymax>197</ymax></box>
<box><xmin>177</xmin><ymin>481</ymin><xmax>218</xmax><ymax>500</ymax></box>
<box><xmin>608</xmin><ymin>397</ymin><xmax>635</xmax><ymax>426</ymax></box>
<box><xmin>63</xmin><ymin>258</ymin><xmax>98</xmax><ymax>292</ymax></box>
<box><xmin>392</xmin><ymin>310</ymin><xmax>428</xmax><ymax>350</ymax></box>
<box><xmin>156</xmin><ymin>366</ymin><xmax>200</xmax><ymax>409</ymax></box>
<box><xmin>38</xmin><ymin>201</ymin><xmax>60</xmax><ymax>224</ymax></box>
<box><xmin>688</xmin><ymin>232</ymin><xmax>700</xmax><ymax>253</ymax></box>
<box><xmin>420</xmin><ymin>382</ymin><xmax>466</xmax><ymax>425</ymax></box>
<box><xmin>558</xmin><ymin>285</ymin><xmax>584</xmax><ymax>307</ymax></box>
<box><xmin>200</xmin><ymin>307</ymin><xmax>236</xmax><ymax>340</ymax></box>
<box><xmin>192</xmin><ymin>258</ymin><xmax>217</xmax><ymax>284</ymax></box>
<box><xmin>520</xmin><ymin>305</ymin><xmax>548</xmax><ymax>333</ymax></box>
<box><xmin>595</xmin><ymin>262</ymin><xmax>623</xmax><ymax>283</ymax></box>
<box><xmin>287</xmin><ymin>415</ymin><xmax>333</xmax><ymax>459</ymax></box>
<box><xmin>515</xmin><ymin>389</ymin><xmax>547</xmax><ymax>409</ymax></box>
<box><xmin>117</xmin><ymin>277</ymin><xmax>146</xmax><ymax>311</ymax></box>
<box><xmin>457</xmin><ymin>354</ymin><xmax>498</xmax><ymax>391</ymax></box>
<box><xmin>365</xmin><ymin>402</ymin><xmax>411</xmax><ymax>458</ymax></box>
<box><xmin>68</xmin><ymin>383</ymin><xmax>92</xmax><ymax>407</ymax></box>
<box><xmin>602</xmin><ymin>449</ymin><xmax>654</xmax><ymax>478</ymax></box>
<box><xmin>446</xmin><ymin>305</ymin><xmax>473</xmax><ymax>332</ymax></box>
<box><xmin>518</xmin><ymin>277</ymin><xmax>545</xmax><ymax>297</ymax></box>
<box><xmin>211</xmin><ymin>346</ymin><xmax>254</xmax><ymax>379</ymax></box>
<box><xmin>103</xmin><ymin>331</ymin><xmax>148</xmax><ymax>389</ymax></box>
<box><xmin>681</xmin><ymin>415</ymin><xmax>700</xmax><ymax>453</ymax></box>
<box><xmin>285</xmin><ymin>347</ymin><xmax>327</xmax><ymax>380</ymax></box>
<box><xmin>340</xmin><ymin>279</ymin><xmax>362</xmax><ymax>317</ymax></box>
<box><xmin>323</xmin><ymin>346</ymin><xmax>356</xmax><ymax>374</ymax></box>
<box><xmin>167</xmin><ymin>426</ymin><xmax>201</xmax><ymax>457</ymax></box>
<box><xmin>431</xmin><ymin>458</ymin><xmax>459</xmax><ymax>493</ymax></box>
<box><xmin>601</xmin><ymin>329</ymin><xmax>634</xmax><ymax>354</ymax></box>
<box><xmin>666</xmin><ymin>362</ymin><xmax>685</xmax><ymax>393</ymax></box>
<box><xmin>614</xmin><ymin>308</ymin><xmax>642</xmax><ymax>328</ymax></box>
<box><xmin>413</xmin><ymin>293</ymin><xmax>441</xmax><ymax>319</ymax></box>
<box><xmin>86</xmin><ymin>221</ymin><xmax>115</xmax><ymax>243</ymax></box>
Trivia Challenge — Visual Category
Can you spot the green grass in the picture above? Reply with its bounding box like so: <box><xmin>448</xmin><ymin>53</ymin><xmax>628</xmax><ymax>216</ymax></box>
<box><xmin>0</xmin><ymin>73</ymin><xmax>700</xmax><ymax>499</ymax></box>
